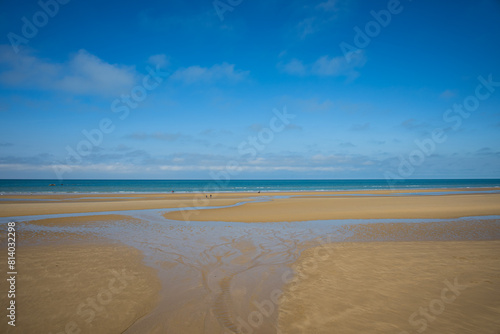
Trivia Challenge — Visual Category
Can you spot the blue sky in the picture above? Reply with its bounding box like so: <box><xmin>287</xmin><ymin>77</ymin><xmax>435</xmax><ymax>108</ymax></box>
<box><xmin>0</xmin><ymin>0</ymin><xmax>499</xmax><ymax>179</ymax></box>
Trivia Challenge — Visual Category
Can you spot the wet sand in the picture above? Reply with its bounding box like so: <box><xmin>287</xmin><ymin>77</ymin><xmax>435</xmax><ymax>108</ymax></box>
<box><xmin>4</xmin><ymin>214</ymin><xmax>310</xmax><ymax>334</ymax></box>
<box><xmin>277</xmin><ymin>216</ymin><xmax>500</xmax><ymax>333</ymax></box>
<box><xmin>1</xmin><ymin>189</ymin><xmax>499</xmax><ymax>333</ymax></box>
<box><xmin>278</xmin><ymin>240</ymin><xmax>500</xmax><ymax>334</ymax></box>
<box><xmin>0</xmin><ymin>236</ymin><xmax>161</xmax><ymax>334</ymax></box>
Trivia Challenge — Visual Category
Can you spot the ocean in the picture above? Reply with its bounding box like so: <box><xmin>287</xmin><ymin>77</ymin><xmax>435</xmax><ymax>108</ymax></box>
<box><xmin>1</xmin><ymin>179</ymin><xmax>499</xmax><ymax>194</ymax></box>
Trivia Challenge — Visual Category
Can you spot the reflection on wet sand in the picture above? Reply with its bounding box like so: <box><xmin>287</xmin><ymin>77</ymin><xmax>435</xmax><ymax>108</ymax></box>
<box><xmin>7</xmin><ymin>210</ymin><xmax>345</xmax><ymax>333</ymax></box>
<box><xmin>1</xmin><ymin>191</ymin><xmax>499</xmax><ymax>333</ymax></box>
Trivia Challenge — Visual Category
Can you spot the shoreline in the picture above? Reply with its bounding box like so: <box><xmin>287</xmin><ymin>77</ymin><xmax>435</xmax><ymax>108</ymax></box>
<box><xmin>1</xmin><ymin>185</ymin><xmax>499</xmax><ymax>196</ymax></box>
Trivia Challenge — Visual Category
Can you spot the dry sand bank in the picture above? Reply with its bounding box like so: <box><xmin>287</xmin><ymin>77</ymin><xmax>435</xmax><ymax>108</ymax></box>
<box><xmin>1</xmin><ymin>187</ymin><xmax>498</xmax><ymax>217</ymax></box>
<box><xmin>0</xmin><ymin>239</ymin><xmax>160</xmax><ymax>334</ymax></box>
<box><xmin>278</xmin><ymin>240</ymin><xmax>500</xmax><ymax>334</ymax></box>
<box><xmin>0</xmin><ymin>195</ymin><xmax>248</xmax><ymax>217</ymax></box>
<box><xmin>25</xmin><ymin>214</ymin><xmax>142</xmax><ymax>227</ymax></box>
<box><xmin>341</xmin><ymin>218</ymin><xmax>500</xmax><ymax>242</ymax></box>
<box><xmin>165</xmin><ymin>192</ymin><xmax>500</xmax><ymax>222</ymax></box>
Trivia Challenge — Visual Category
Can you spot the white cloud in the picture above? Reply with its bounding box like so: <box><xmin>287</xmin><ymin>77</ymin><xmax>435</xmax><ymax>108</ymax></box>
<box><xmin>297</xmin><ymin>17</ymin><xmax>319</xmax><ymax>39</ymax></box>
<box><xmin>0</xmin><ymin>148</ymin><xmax>380</xmax><ymax>178</ymax></box>
<box><xmin>0</xmin><ymin>46</ymin><xmax>136</xmax><ymax>96</ymax></box>
<box><xmin>316</xmin><ymin>0</ymin><xmax>339</xmax><ymax>11</ymax></box>
<box><xmin>312</xmin><ymin>52</ymin><xmax>366</xmax><ymax>78</ymax></box>
<box><xmin>279</xmin><ymin>50</ymin><xmax>366</xmax><ymax>79</ymax></box>
<box><xmin>400</xmin><ymin>118</ymin><xmax>429</xmax><ymax>130</ymax></box>
<box><xmin>125</xmin><ymin>132</ymin><xmax>189</xmax><ymax>142</ymax></box>
<box><xmin>0</xmin><ymin>46</ymin><xmax>58</xmax><ymax>87</ymax></box>
<box><xmin>148</xmin><ymin>54</ymin><xmax>169</xmax><ymax>68</ymax></box>
<box><xmin>351</xmin><ymin>122</ymin><xmax>370</xmax><ymax>131</ymax></box>
<box><xmin>296</xmin><ymin>0</ymin><xmax>345</xmax><ymax>39</ymax></box>
<box><xmin>439</xmin><ymin>89</ymin><xmax>456</xmax><ymax>99</ymax></box>
<box><xmin>57</xmin><ymin>50</ymin><xmax>136</xmax><ymax>96</ymax></box>
<box><xmin>171</xmin><ymin>62</ymin><xmax>249</xmax><ymax>84</ymax></box>
<box><xmin>298</xmin><ymin>98</ymin><xmax>334</xmax><ymax>113</ymax></box>
<box><xmin>280</xmin><ymin>58</ymin><xmax>307</xmax><ymax>76</ymax></box>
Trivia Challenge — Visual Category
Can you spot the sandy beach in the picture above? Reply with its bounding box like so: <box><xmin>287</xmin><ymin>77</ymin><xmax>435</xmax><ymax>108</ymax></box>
<box><xmin>278</xmin><ymin>240</ymin><xmax>500</xmax><ymax>334</ymax></box>
<box><xmin>0</xmin><ymin>235</ymin><xmax>161</xmax><ymax>334</ymax></box>
<box><xmin>0</xmin><ymin>193</ymin><xmax>249</xmax><ymax>217</ymax></box>
<box><xmin>0</xmin><ymin>188</ymin><xmax>499</xmax><ymax>333</ymax></box>
<box><xmin>1</xmin><ymin>187</ymin><xmax>499</xmax><ymax>218</ymax></box>
<box><xmin>164</xmin><ymin>191</ymin><xmax>500</xmax><ymax>222</ymax></box>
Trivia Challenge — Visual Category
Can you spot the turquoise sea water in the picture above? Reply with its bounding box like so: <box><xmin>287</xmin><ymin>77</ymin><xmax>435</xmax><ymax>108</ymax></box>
<box><xmin>1</xmin><ymin>179</ymin><xmax>499</xmax><ymax>194</ymax></box>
